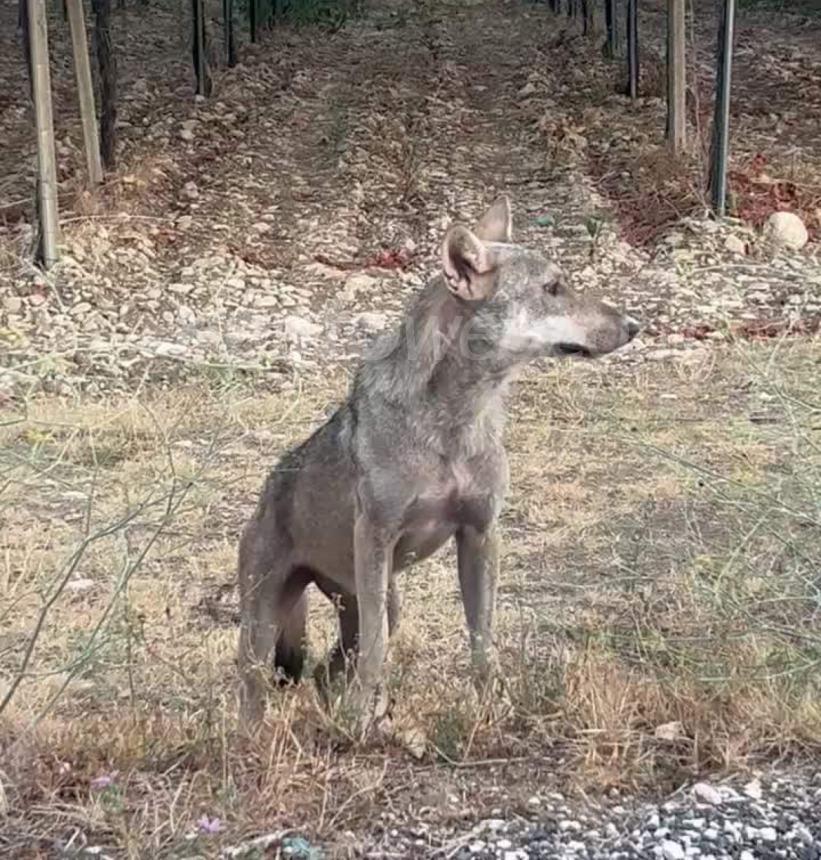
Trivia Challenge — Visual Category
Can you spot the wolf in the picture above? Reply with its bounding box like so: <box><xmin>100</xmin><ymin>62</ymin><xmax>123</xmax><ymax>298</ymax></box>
<box><xmin>237</xmin><ymin>195</ymin><xmax>640</xmax><ymax>732</ymax></box>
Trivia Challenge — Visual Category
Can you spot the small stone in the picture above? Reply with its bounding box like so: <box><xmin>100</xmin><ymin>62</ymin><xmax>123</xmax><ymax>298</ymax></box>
<box><xmin>168</xmin><ymin>283</ymin><xmax>194</xmax><ymax>295</ymax></box>
<box><xmin>154</xmin><ymin>341</ymin><xmax>186</xmax><ymax>357</ymax></box>
<box><xmin>743</xmin><ymin>778</ymin><xmax>763</xmax><ymax>800</ymax></box>
<box><xmin>354</xmin><ymin>311</ymin><xmax>388</xmax><ymax>333</ymax></box>
<box><xmin>724</xmin><ymin>235</ymin><xmax>746</xmax><ymax>255</ymax></box>
<box><xmin>255</xmin><ymin>295</ymin><xmax>279</xmax><ymax>309</ymax></box>
<box><xmin>518</xmin><ymin>82</ymin><xmax>537</xmax><ymax>97</ymax></box>
<box><xmin>182</xmin><ymin>181</ymin><xmax>199</xmax><ymax>200</ymax></box>
<box><xmin>179</xmin><ymin>127</ymin><xmax>195</xmax><ymax>142</ymax></box>
<box><xmin>662</xmin><ymin>841</ymin><xmax>686</xmax><ymax>860</ymax></box>
<box><xmin>342</xmin><ymin>273</ymin><xmax>379</xmax><ymax>302</ymax></box>
<box><xmin>497</xmin><ymin>839</ymin><xmax>512</xmax><ymax>850</ymax></box>
<box><xmin>3</xmin><ymin>296</ymin><xmax>23</xmax><ymax>313</ymax></box>
<box><xmin>28</xmin><ymin>293</ymin><xmax>46</xmax><ymax>307</ymax></box>
<box><xmin>765</xmin><ymin>211</ymin><xmax>808</xmax><ymax>250</ymax></box>
<box><xmin>654</xmin><ymin>721</ymin><xmax>684</xmax><ymax>741</ymax></box>
<box><xmin>284</xmin><ymin>315</ymin><xmax>322</xmax><ymax>341</ymax></box>
<box><xmin>740</xmin><ymin>852</ymin><xmax>755</xmax><ymax>860</ymax></box>
<box><xmin>693</xmin><ymin>782</ymin><xmax>723</xmax><ymax>805</ymax></box>
<box><xmin>66</xmin><ymin>577</ymin><xmax>96</xmax><ymax>592</ymax></box>
<box><xmin>759</xmin><ymin>826</ymin><xmax>777</xmax><ymax>842</ymax></box>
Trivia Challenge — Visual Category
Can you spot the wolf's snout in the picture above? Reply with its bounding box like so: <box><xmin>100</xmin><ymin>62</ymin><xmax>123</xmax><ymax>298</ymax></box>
<box><xmin>625</xmin><ymin>317</ymin><xmax>641</xmax><ymax>341</ymax></box>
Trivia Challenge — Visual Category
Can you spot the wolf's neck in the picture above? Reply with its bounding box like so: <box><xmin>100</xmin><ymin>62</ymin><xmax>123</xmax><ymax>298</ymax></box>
<box><xmin>357</xmin><ymin>278</ymin><xmax>509</xmax><ymax>431</ymax></box>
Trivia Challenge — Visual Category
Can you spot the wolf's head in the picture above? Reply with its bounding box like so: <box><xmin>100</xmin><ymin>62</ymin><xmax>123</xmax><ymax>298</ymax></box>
<box><xmin>440</xmin><ymin>196</ymin><xmax>640</xmax><ymax>365</ymax></box>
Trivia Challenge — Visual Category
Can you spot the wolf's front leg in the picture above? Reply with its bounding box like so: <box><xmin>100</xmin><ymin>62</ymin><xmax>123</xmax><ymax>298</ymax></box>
<box><xmin>352</xmin><ymin>512</ymin><xmax>392</xmax><ymax>738</ymax></box>
<box><xmin>457</xmin><ymin>523</ymin><xmax>500</xmax><ymax>688</ymax></box>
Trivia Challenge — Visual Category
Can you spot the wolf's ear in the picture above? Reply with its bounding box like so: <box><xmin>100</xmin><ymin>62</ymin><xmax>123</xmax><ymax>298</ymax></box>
<box><xmin>441</xmin><ymin>225</ymin><xmax>497</xmax><ymax>302</ymax></box>
<box><xmin>474</xmin><ymin>195</ymin><xmax>513</xmax><ymax>243</ymax></box>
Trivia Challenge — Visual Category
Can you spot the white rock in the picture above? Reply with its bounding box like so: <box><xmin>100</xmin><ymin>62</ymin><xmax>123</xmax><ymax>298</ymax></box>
<box><xmin>255</xmin><ymin>295</ymin><xmax>279</xmax><ymax>309</ymax></box>
<box><xmin>66</xmin><ymin>578</ymin><xmax>96</xmax><ymax>592</ymax></box>
<box><xmin>765</xmin><ymin>211</ymin><xmax>808</xmax><ymax>250</ymax></box>
<box><xmin>518</xmin><ymin>81</ymin><xmax>537</xmax><ymax>97</ymax></box>
<box><xmin>759</xmin><ymin>826</ymin><xmax>777</xmax><ymax>842</ymax></box>
<box><xmin>182</xmin><ymin>181</ymin><xmax>199</xmax><ymax>200</ymax></box>
<box><xmin>284</xmin><ymin>315</ymin><xmax>322</xmax><ymax>341</ymax></box>
<box><xmin>355</xmin><ymin>311</ymin><xmax>388</xmax><ymax>333</ymax></box>
<box><xmin>654</xmin><ymin>721</ymin><xmax>684</xmax><ymax>740</ymax></box>
<box><xmin>740</xmin><ymin>852</ymin><xmax>755</xmax><ymax>860</ymax></box>
<box><xmin>743</xmin><ymin>778</ymin><xmax>763</xmax><ymax>800</ymax></box>
<box><xmin>662</xmin><ymin>840</ymin><xmax>686</xmax><ymax>860</ymax></box>
<box><xmin>179</xmin><ymin>128</ymin><xmax>194</xmax><ymax>142</ymax></box>
<box><xmin>724</xmin><ymin>235</ymin><xmax>746</xmax><ymax>255</ymax></box>
<box><xmin>342</xmin><ymin>273</ymin><xmax>379</xmax><ymax>301</ymax></box>
<box><xmin>692</xmin><ymin>782</ymin><xmax>722</xmax><ymax>805</ymax></box>
<box><xmin>154</xmin><ymin>341</ymin><xmax>187</xmax><ymax>357</ymax></box>
<box><xmin>3</xmin><ymin>296</ymin><xmax>23</xmax><ymax>313</ymax></box>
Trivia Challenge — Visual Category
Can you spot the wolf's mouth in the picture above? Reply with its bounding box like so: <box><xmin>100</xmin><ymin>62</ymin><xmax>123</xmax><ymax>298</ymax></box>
<box><xmin>555</xmin><ymin>342</ymin><xmax>593</xmax><ymax>358</ymax></box>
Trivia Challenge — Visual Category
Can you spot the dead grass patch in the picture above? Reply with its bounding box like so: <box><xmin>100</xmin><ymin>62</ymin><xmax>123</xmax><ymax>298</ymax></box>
<box><xmin>1</xmin><ymin>341</ymin><xmax>820</xmax><ymax>854</ymax></box>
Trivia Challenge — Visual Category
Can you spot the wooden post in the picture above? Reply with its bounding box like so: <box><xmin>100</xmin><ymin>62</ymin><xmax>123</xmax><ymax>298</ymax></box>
<box><xmin>66</xmin><ymin>0</ymin><xmax>103</xmax><ymax>187</ymax></box>
<box><xmin>710</xmin><ymin>0</ymin><xmax>735</xmax><ymax>216</ymax></box>
<box><xmin>28</xmin><ymin>0</ymin><xmax>60</xmax><ymax>268</ymax></box>
<box><xmin>626</xmin><ymin>0</ymin><xmax>638</xmax><ymax>98</ymax></box>
<box><xmin>666</xmin><ymin>0</ymin><xmax>686</xmax><ymax>154</ymax></box>
<box><xmin>223</xmin><ymin>0</ymin><xmax>237</xmax><ymax>66</ymax></box>
<box><xmin>92</xmin><ymin>0</ymin><xmax>116</xmax><ymax>168</ymax></box>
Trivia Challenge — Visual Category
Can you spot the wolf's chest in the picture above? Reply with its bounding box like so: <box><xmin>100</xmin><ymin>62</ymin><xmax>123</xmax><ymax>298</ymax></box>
<box><xmin>392</xmin><ymin>461</ymin><xmax>499</xmax><ymax>570</ymax></box>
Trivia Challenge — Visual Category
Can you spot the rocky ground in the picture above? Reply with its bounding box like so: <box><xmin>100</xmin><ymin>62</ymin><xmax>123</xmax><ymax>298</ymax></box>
<box><xmin>1</xmin><ymin>0</ymin><xmax>819</xmax><ymax>401</ymax></box>
<box><xmin>217</xmin><ymin>772</ymin><xmax>821</xmax><ymax>859</ymax></box>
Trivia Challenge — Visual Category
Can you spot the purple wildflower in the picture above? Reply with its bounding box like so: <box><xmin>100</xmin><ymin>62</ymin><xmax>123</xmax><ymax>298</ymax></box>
<box><xmin>197</xmin><ymin>816</ymin><xmax>223</xmax><ymax>835</ymax></box>
<box><xmin>90</xmin><ymin>772</ymin><xmax>118</xmax><ymax>791</ymax></box>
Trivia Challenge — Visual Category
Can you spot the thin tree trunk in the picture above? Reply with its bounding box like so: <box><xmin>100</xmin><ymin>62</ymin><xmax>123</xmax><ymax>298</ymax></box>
<box><xmin>92</xmin><ymin>0</ymin><xmax>117</xmax><ymax>168</ymax></box>
<box><xmin>223</xmin><ymin>0</ymin><xmax>237</xmax><ymax>66</ymax></box>
<box><xmin>605</xmin><ymin>0</ymin><xmax>617</xmax><ymax>58</ymax></box>
<box><xmin>66</xmin><ymin>0</ymin><xmax>103</xmax><ymax>186</ymax></box>
<box><xmin>28</xmin><ymin>0</ymin><xmax>60</xmax><ymax>267</ymax></box>
<box><xmin>666</xmin><ymin>0</ymin><xmax>686</xmax><ymax>154</ymax></box>
<box><xmin>192</xmin><ymin>0</ymin><xmax>212</xmax><ymax>96</ymax></box>
<box><xmin>626</xmin><ymin>0</ymin><xmax>639</xmax><ymax>98</ymax></box>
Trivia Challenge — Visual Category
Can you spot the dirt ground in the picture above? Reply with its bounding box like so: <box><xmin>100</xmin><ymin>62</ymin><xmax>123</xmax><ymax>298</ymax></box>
<box><xmin>1</xmin><ymin>0</ymin><xmax>820</xmax><ymax>857</ymax></box>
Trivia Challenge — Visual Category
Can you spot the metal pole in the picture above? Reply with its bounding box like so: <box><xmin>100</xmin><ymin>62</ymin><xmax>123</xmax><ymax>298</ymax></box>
<box><xmin>627</xmin><ymin>0</ymin><xmax>638</xmax><ymax>98</ymax></box>
<box><xmin>710</xmin><ymin>0</ymin><xmax>735</xmax><ymax>216</ymax></box>
<box><xmin>28</xmin><ymin>0</ymin><xmax>60</xmax><ymax>267</ymax></box>
<box><xmin>66</xmin><ymin>0</ymin><xmax>103</xmax><ymax>187</ymax></box>
<box><xmin>666</xmin><ymin>0</ymin><xmax>686</xmax><ymax>154</ymax></box>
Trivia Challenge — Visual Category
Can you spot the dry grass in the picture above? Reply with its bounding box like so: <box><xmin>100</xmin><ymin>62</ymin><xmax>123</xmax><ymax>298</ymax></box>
<box><xmin>1</xmin><ymin>340</ymin><xmax>820</xmax><ymax>856</ymax></box>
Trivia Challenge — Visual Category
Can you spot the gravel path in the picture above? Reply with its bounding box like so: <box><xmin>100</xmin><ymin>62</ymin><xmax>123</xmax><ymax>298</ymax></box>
<box><xmin>354</xmin><ymin>773</ymin><xmax>821</xmax><ymax>860</ymax></box>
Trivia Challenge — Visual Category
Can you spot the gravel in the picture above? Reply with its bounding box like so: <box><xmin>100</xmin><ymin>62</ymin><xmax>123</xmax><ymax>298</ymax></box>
<box><xmin>353</xmin><ymin>772</ymin><xmax>821</xmax><ymax>859</ymax></box>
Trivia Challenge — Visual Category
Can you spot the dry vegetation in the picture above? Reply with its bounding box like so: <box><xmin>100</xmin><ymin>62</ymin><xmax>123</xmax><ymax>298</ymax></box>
<box><xmin>1</xmin><ymin>339</ymin><xmax>819</xmax><ymax>856</ymax></box>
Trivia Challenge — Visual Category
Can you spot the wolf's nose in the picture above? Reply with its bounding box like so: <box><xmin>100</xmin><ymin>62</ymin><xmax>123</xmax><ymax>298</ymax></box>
<box><xmin>625</xmin><ymin>317</ymin><xmax>641</xmax><ymax>340</ymax></box>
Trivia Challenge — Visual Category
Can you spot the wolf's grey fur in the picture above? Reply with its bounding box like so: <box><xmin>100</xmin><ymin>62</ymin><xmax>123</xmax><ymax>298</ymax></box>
<box><xmin>237</xmin><ymin>196</ymin><xmax>640</xmax><ymax>731</ymax></box>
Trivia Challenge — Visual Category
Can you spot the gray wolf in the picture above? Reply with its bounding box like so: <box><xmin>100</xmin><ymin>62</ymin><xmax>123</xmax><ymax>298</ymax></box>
<box><xmin>237</xmin><ymin>195</ymin><xmax>639</xmax><ymax>733</ymax></box>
